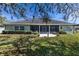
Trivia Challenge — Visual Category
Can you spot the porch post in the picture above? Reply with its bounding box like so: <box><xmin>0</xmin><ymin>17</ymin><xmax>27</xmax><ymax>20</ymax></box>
<box><xmin>39</xmin><ymin>25</ymin><xmax>40</xmax><ymax>34</ymax></box>
<box><xmin>59</xmin><ymin>25</ymin><xmax>60</xmax><ymax>32</ymax></box>
<box><xmin>72</xmin><ymin>25</ymin><xmax>75</xmax><ymax>34</ymax></box>
<box><xmin>48</xmin><ymin>25</ymin><xmax>50</xmax><ymax>37</ymax></box>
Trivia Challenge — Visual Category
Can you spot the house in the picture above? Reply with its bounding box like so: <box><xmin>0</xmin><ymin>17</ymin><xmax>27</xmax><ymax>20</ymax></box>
<box><xmin>3</xmin><ymin>19</ymin><xmax>76</xmax><ymax>37</ymax></box>
<box><xmin>74</xmin><ymin>24</ymin><xmax>79</xmax><ymax>32</ymax></box>
<box><xmin>0</xmin><ymin>24</ymin><xmax>5</xmax><ymax>33</ymax></box>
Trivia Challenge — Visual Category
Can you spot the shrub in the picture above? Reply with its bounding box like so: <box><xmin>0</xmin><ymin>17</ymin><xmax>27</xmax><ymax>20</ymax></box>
<box><xmin>33</xmin><ymin>31</ymin><xmax>38</xmax><ymax>35</ymax></box>
<box><xmin>1</xmin><ymin>33</ymin><xmax>79</xmax><ymax>56</ymax></box>
<box><xmin>2</xmin><ymin>30</ymin><xmax>39</xmax><ymax>36</ymax></box>
<box><xmin>59</xmin><ymin>31</ymin><xmax>67</xmax><ymax>34</ymax></box>
<box><xmin>2</xmin><ymin>30</ymin><xmax>38</xmax><ymax>34</ymax></box>
<box><xmin>2</xmin><ymin>31</ymin><xmax>14</xmax><ymax>34</ymax></box>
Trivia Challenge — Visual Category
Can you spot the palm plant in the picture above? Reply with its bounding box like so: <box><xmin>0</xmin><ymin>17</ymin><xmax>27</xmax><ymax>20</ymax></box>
<box><xmin>32</xmin><ymin>16</ymin><xmax>35</xmax><ymax>22</ymax></box>
<box><xmin>42</xmin><ymin>17</ymin><xmax>51</xmax><ymax>24</ymax></box>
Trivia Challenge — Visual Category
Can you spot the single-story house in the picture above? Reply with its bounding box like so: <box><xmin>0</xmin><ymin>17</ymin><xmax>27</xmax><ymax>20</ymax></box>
<box><xmin>2</xmin><ymin>19</ymin><xmax>77</xmax><ymax>37</ymax></box>
<box><xmin>74</xmin><ymin>24</ymin><xmax>79</xmax><ymax>32</ymax></box>
<box><xmin>0</xmin><ymin>24</ymin><xmax>5</xmax><ymax>33</ymax></box>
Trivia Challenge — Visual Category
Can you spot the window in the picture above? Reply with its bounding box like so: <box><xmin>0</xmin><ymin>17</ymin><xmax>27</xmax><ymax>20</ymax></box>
<box><xmin>50</xmin><ymin>25</ymin><xmax>59</xmax><ymax>32</ymax></box>
<box><xmin>60</xmin><ymin>26</ymin><xmax>62</xmax><ymax>29</ymax></box>
<box><xmin>15</xmin><ymin>26</ymin><xmax>24</xmax><ymax>30</ymax></box>
<box><xmin>20</xmin><ymin>26</ymin><xmax>24</xmax><ymax>30</ymax></box>
<box><xmin>15</xmin><ymin>26</ymin><xmax>19</xmax><ymax>30</ymax></box>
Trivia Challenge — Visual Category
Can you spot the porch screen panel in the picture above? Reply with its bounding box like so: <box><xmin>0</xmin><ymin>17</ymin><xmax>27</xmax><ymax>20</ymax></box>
<box><xmin>40</xmin><ymin>26</ymin><xmax>49</xmax><ymax>32</ymax></box>
<box><xmin>50</xmin><ymin>25</ymin><xmax>59</xmax><ymax>32</ymax></box>
<box><xmin>30</xmin><ymin>25</ymin><xmax>39</xmax><ymax>32</ymax></box>
<box><xmin>55</xmin><ymin>25</ymin><xmax>59</xmax><ymax>32</ymax></box>
<box><xmin>20</xmin><ymin>26</ymin><xmax>24</xmax><ymax>30</ymax></box>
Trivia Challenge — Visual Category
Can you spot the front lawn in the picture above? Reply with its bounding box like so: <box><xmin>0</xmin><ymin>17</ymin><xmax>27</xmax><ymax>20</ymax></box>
<box><xmin>0</xmin><ymin>33</ymin><xmax>79</xmax><ymax>56</ymax></box>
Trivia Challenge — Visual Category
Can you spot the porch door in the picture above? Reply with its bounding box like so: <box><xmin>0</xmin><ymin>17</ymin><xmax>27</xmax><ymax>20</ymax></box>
<box><xmin>50</xmin><ymin>25</ymin><xmax>59</xmax><ymax>33</ymax></box>
<box><xmin>40</xmin><ymin>25</ymin><xmax>49</xmax><ymax>33</ymax></box>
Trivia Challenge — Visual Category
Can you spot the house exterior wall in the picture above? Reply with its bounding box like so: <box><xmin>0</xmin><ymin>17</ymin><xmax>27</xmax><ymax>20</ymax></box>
<box><xmin>5</xmin><ymin>25</ymin><xmax>30</xmax><ymax>31</ymax></box>
<box><xmin>59</xmin><ymin>25</ymin><xmax>73</xmax><ymax>33</ymax></box>
<box><xmin>5</xmin><ymin>25</ymin><xmax>15</xmax><ymax>31</ymax></box>
<box><xmin>0</xmin><ymin>26</ymin><xmax>5</xmax><ymax>33</ymax></box>
<box><xmin>4</xmin><ymin>25</ymin><xmax>74</xmax><ymax>34</ymax></box>
<box><xmin>75</xmin><ymin>26</ymin><xmax>79</xmax><ymax>31</ymax></box>
<box><xmin>24</xmin><ymin>26</ymin><xmax>30</xmax><ymax>31</ymax></box>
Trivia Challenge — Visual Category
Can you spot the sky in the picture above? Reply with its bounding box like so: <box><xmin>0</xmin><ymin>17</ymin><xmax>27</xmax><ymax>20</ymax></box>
<box><xmin>1</xmin><ymin>3</ymin><xmax>79</xmax><ymax>24</ymax></box>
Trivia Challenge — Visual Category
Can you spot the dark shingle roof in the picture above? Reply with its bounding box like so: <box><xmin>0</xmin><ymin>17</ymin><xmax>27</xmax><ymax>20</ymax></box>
<box><xmin>4</xmin><ymin>19</ymin><xmax>75</xmax><ymax>25</ymax></box>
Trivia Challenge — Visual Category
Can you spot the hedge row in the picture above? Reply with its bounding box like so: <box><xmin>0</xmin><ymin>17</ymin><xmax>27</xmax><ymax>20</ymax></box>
<box><xmin>2</xmin><ymin>30</ymin><xmax>66</xmax><ymax>34</ymax></box>
<box><xmin>2</xmin><ymin>30</ymin><xmax>38</xmax><ymax>34</ymax></box>
<box><xmin>59</xmin><ymin>31</ymin><xmax>67</xmax><ymax>34</ymax></box>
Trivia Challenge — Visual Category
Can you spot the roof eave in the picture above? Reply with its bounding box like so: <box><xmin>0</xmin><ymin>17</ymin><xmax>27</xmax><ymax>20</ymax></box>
<box><xmin>3</xmin><ymin>23</ymin><xmax>76</xmax><ymax>26</ymax></box>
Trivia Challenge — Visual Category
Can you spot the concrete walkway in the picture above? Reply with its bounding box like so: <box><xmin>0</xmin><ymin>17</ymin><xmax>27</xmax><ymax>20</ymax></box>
<box><xmin>39</xmin><ymin>33</ymin><xmax>57</xmax><ymax>37</ymax></box>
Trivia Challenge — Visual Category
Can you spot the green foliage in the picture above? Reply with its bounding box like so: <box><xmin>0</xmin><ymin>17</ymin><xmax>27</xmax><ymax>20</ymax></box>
<box><xmin>0</xmin><ymin>16</ymin><xmax>6</xmax><ymax>24</ymax></box>
<box><xmin>59</xmin><ymin>31</ymin><xmax>67</xmax><ymax>34</ymax></box>
<box><xmin>2</xmin><ymin>30</ymin><xmax>39</xmax><ymax>35</ymax></box>
<box><xmin>0</xmin><ymin>33</ymin><xmax>79</xmax><ymax>55</ymax></box>
<box><xmin>42</xmin><ymin>17</ymin><xmax>51</xmax><ymax>24</ymax></box>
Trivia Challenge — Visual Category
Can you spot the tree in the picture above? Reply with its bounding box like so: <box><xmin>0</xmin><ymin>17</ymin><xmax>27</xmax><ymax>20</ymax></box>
<box><xmin>0</xmin><ymin>16</ymin><xmax>6</xmax><ymax>24</ymax></box>
<box><xmin>0</xmin><ymin>3</ymin><xmax>79</xmax><ymax>23</ymax></box>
